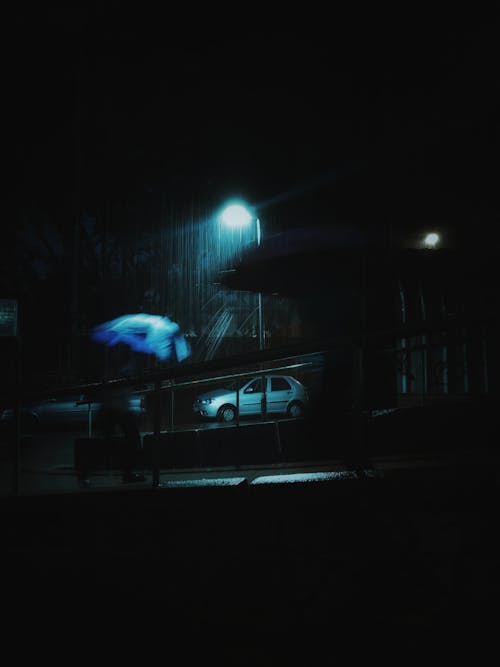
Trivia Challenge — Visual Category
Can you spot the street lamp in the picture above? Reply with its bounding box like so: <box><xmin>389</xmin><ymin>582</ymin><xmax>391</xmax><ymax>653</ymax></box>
<box><xmin>218</xmin><ymin>201</ymin><xmax>264</xmax><ymax>351</ymax></box>
<box><xmin>423</xmin><ymin>232</ymin><xmax>440</xmax><ymax>249</ymax></box>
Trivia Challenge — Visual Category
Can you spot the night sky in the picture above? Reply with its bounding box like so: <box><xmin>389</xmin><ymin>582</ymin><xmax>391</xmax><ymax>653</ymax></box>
<box><xmin>6</xmin><ymin>2</ymin><xmax>499</xmax><ymax>323</ymax></box>
<box><xmin>12</xmin><ymin>5</ymin><xmax>498</xmax><ymax>228</ymax></box>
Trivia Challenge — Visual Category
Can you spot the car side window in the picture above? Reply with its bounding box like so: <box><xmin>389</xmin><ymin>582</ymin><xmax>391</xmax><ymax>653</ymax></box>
<box><xmin>271</xmin><ymin>377</ymin><xmax>291</xmax><ymax>392</ymax></box>
<box><xmin>245</xmin><ymin>378</ymin><xmax>264</xmax><ymax>393</ymax></box>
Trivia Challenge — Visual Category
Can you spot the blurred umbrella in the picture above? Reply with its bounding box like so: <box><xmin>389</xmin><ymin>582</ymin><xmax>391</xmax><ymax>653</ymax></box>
<box><xmin>90</xmin><ymin>313</ymin><xmax>191</xmax><ymax>362</ymax></box>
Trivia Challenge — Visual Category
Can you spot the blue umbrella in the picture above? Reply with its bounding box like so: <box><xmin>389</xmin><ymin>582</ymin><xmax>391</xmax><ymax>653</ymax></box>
<box><xmin>91</xmin><ymin>313</ymin><xmax>191</xmax><ymax>362</ymax></box>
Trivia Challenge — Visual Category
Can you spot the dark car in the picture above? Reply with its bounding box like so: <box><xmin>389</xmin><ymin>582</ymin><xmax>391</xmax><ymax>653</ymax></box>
<box><xmin>0</xmin><ymin>392</ymin><xmax>146</xmax><ymax>431</ymax></box>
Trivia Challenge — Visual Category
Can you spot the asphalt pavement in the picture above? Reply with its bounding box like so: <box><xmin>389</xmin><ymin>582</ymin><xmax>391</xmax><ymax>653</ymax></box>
<box><xmin>2</xmin><ymin>420</ymin><xmax>499</xmax><ymax>658</ymax></box>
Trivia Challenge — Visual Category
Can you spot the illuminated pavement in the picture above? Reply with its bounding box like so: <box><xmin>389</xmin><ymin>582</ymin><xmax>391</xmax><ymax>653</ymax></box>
<box><xmin>7</xmin><ymin>443</ymin><xmax>497</xmax><ymax>496</ymax></box>
<box><xmin>11</xmin><ymin>458</ymin><xmax>365</xmax><ymax>495</ymax></box>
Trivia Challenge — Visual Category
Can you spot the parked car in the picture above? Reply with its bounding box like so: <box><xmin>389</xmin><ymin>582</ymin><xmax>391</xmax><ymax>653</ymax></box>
<box><xmin>193</xmin><ymin>374</ymin><xmax>309</xmax><ymax>422</ymax></box>
<box><xmin>0</xmin><ymin>392</ymin><xmax>146</xmax><ymax>431</ymax></box>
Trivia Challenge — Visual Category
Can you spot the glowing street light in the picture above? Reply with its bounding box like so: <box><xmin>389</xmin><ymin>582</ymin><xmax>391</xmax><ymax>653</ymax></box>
<box><xmin>218</xmin><ymin>201</ymin><xmax>264</xmax><ymax>351</ymax></box>
<box><xmin>219</xmin><ymin>203</ymin><xmax>252</xmax><ymax>229</ymax></box>
<box><xmin>423</xmin><ymin>232</ymin><xmax>440</xmax><ymax>249</ymax></box>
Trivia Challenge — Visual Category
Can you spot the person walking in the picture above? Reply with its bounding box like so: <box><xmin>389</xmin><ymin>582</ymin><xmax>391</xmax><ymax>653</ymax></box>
<box><xmin>77</xmin><ymin>351</ymin><xmax>147</xmax><ymax>487</ymax></box>
<box><xmin>96</xmin><ymin>372</ymin><xmax>147</xmax><ymax>484</ymax></box>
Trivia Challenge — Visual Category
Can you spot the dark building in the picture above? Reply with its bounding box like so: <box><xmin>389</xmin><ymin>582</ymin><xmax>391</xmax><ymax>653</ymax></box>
<box><xmin>219</xmin><ymin>226</ymin><xmax>499</xmax><ymax>463</ymax></box>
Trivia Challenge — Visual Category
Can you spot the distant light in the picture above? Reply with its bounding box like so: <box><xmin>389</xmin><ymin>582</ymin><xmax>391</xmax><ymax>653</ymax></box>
<box><xmin>219</xmin><ymin>203</ymin><xmax>253</xmax><ymax>229</ymax></box>
<box><xmin>424</xmin><ymin>232</ymin><xmax>440</xmax><ymax>248</ymax></box>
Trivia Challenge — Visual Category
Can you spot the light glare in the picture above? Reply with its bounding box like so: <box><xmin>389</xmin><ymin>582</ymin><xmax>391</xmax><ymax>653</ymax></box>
<box><xmin>424</xmin><ymin>232</ymin><xmax>440</xmax><ymax>248</ymax></box>
<box><xmin>219</xmin><ymin>203</ymin><xmax>253</xmax><ymax>229</ymax></box>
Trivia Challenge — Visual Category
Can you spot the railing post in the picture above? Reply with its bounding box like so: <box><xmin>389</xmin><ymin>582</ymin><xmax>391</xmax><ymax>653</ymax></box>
<box><xmin>170</xmin><ymin>386</ymin><xmax>175</xmax><ymax>431</ymax></box>
<box><xmin>236</xmin><ymin>384</ymin><xmax>240</xmax><ymax>427</ymax></box>
<box><xmin>261</xmin><ymin>372</ymin><xmax>267</xmax><ymax>420</ymax></box>
<box><xmin>87</xmin><ymin>400</ymin><xmax>92</xmax><ymax>438</ymax></box>
<box><xmin>13</xmin><ymin>333</ymin><xmax>21</xmax><ymax>496</ymax></box>
<box><xmin>13</xmin><ymin>398</ymin><xmax>20</xmax><ymax>497</ymax></box>
<box><xmin>152</xmin><ymin>379</ymin><xmax>161</xmax><ymax>487</ymax></box>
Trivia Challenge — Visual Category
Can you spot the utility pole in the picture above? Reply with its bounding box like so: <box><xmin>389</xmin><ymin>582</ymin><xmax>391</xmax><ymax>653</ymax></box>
<box><xmin>70</xmin><ymin>43</ymin><xmax>83</xmax><ymax>381</ymax></box>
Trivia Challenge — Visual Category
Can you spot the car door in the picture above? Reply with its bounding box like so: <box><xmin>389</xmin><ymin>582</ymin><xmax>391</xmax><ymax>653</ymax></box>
<box><xmin>239</xmin><ymin>376</ymin><xmax>266</xmax><ymax>416</ymax></box>
<box><xmin>35</xmin><ymin>395</ymin><xmax>83</xmax><ymax>425</ymax></box>
<box><xmin>59</xmin><ymin>394</ymin><xmax>97</xmax><ymax>425</ymax></box>
<box><xmin>266</xmin><ymin>376</ymin><xmax>293</xmax><ymax>414</ymax></box>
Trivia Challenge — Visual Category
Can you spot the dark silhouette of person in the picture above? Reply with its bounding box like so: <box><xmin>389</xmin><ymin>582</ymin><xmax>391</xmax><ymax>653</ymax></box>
<box><xmin>78</xmin><ymin>349</ymin><xmax>146</xmax><ymax>486</ymax></box>
<box><xmin>96</xmin><ymin>376</ymin><xmax>146</xmax><ymax>484</ymax></box>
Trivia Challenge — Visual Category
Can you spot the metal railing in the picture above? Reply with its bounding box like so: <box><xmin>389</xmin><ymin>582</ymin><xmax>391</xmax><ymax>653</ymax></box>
<box><xmin>2</xmin><ymin>313</ymin><xmax>497</xmax><ymax>496</ymax></box>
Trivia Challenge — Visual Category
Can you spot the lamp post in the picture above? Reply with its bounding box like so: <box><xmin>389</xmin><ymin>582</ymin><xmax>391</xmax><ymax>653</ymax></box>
<box><xmin>218</xmin><ymin>202</ymin><xmax>264</xmax><ymax>351</ymax></box>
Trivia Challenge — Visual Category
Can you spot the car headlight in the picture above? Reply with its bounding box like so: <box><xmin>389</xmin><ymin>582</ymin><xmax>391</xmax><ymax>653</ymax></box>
<box><xmin>199</xmin><ymin>398</ymin><xmax>213</xmax><ymax>405</ymax></box>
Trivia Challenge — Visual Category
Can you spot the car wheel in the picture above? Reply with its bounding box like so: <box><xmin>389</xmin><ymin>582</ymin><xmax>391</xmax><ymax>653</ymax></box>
<box><xmin>217</xmin><ymin>405</ymin><xmax>237</xmax><ymax>422</ymax></box>
<box><xmin>287</xmin><ymin>401</ymin><xmax>304</xmax><ymax>418</ymax></box>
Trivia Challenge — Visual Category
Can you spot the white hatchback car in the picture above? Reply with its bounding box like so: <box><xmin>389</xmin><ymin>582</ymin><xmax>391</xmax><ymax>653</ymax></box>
<box><xmin>193</xmin><ymin>374</ymin><xmax>309</xmax><ymax>422</ymax></box>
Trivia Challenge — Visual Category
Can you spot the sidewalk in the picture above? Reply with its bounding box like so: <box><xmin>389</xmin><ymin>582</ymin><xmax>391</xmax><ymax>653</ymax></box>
<box><xmin>5</xmin><ymin>442</ymin><xmax>497</xmax><ymax>497</ymax></box>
